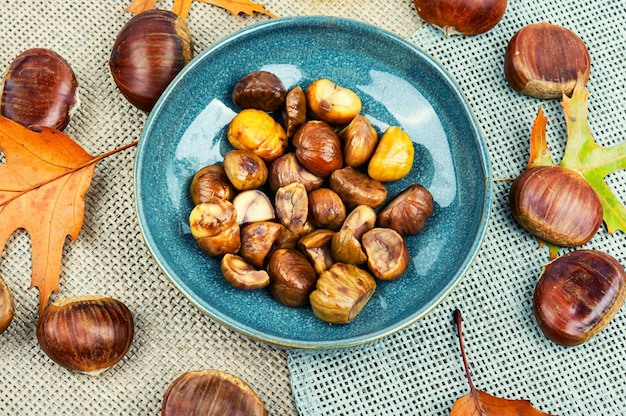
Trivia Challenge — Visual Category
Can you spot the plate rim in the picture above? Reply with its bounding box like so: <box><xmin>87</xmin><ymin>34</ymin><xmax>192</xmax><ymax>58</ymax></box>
<box><xmin>134</xmin><ymin>15</ymin><xmax>493</xmax><ymax>349</ymax></box>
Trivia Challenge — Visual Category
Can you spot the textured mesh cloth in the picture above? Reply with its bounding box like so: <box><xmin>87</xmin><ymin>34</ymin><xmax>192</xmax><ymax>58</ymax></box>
<box><xmin>0</xmin><ymin>1</ymin><xmax>624</xmax><ymax>415</ymax></box>
<box><xmin>289</xmin><ymin>1</ymin><xmax>626</xmax><ymax>415</ymax></box>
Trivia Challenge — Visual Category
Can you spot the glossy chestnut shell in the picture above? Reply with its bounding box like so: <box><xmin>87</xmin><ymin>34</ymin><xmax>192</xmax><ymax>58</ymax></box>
<box><xmin>36</xmin><ymin>296</ymin><xmax>134</xmax><ymax>374</ymax></box>
<box><xmin>533</xmin><ymin>249</ymin><xmax>626</xmax><ymax>346</ymax></box>
<box><xmin>109</xmin><ymin>9</ymin><xmax>193</xmax><ymax>112</ymax></box>
<box><xmin>504</xmin><ymin>22</ymin><xmax>591</xmax><ymax>99</ymax></box>
<box><xmin>413</xmin><ymin>0</ymin><xmax>507</xmax><ymax>36</ymax></box>
<box><xmin>162</xmin><ymin>369</ymin><xmax>268</xmax><ymax>416</ymax></box>
<box><xmin>1</xmin><ymin>48</ymin><xmax>78</xmax><ymax>130</ymax></box>
<box><xmin>509</xmin><ymin>165</ymin><xmax>603</xmax><ymax>247</ymax></box>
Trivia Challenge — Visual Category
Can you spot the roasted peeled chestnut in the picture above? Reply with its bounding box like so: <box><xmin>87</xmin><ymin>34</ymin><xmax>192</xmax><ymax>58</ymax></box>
<box><xmin>310</xmin><ymin>263</ymin><xmax>377</xmax><ymax>324</ymax></box>
<box><xmin>329</xmin><ymin>167</ymin><xmax>387</xmax><ymax>210</ymax></box>
<box><xmin>109</xmin><ymin>9</ymin><xmax>194</xmax><ymax>112</ymax></box>
<box><xmin>189</xmin><ymin>200</ymin><xmax>241</xmax><ymax>257</ymax></box>
<box><xmin>368</xmin><ymin>126</ymin><xmax>415</xmax><ymax>182</ymax></box>
<box><xmin>306</xmin><ymin>78</ymin><xmax>361</xmax><ymax>125</ymax></box>
<box><xmin>232</xmin><ymin>70</ymin><xmax>286</xmax><ymax>112</ymax></box>
<box><xmin>267</xmin><ymin>248</ymin><xmax>317</xmax><ymax>307</ymax></box>
<box><xmin>298</xmin><ymin>229</ymin><xmax>335</xmax><ymax>275</ymax></box>
<box><xmin>341</xmin><ymin>205</ymin><xmax>378</xmax><ymax>239</ymax></box>
<box><xmin>283</xmin><ymin>85</ymin><xmax>307</xmax><ymax>137</ymax></box>
<box><xmin>378</xmin><ymin>184</ymin><xmax>434</xmax><ymax>236</ymax></box>
<box><xmin>221</xmin><ymin>254</ymin><xmax>270</xmax><ymax>290</ymax></box>
<box><xmin>162</xmin><ymin>369</ymin><xmax>268</xmax><ymax>416</ymax></box>
<box><xmin>339</xmin><ymin>115</ymin><xmax>378</xmax><ymax>168</ymax></box>
<box><xmin>223</xmin><ymin>149</ymin><xmax>268</xmax><ymax>191</ymax></box>
<box><xmin>232</xmin><ymin>190</ymin><xmax>275</xmax><ymax>225</ymax></box>
<box><xmin>504</xmin><ymin>22</ymin><xmax>591</xmax><ymax>99</ymax></box>
<box><xmin>274</xmin><ymin>182</ymin><xmax>310</xmax><ymax>237</ymax></box>
<box><xmin>239</xmin><ymin>221</ymin><xmax>286</xmax><ymax>268</ymax></box>
<box><xmin>1</xmin><ymin>48</ymin><xmax>78</xmax><ymax>130</ymax></box>
<box><xmin>331</xmin><ymin>229</ymin><xmax>367</xmax><ymax>265</ymax></box>
<box><xmin>533</xmin><ymin>250</ymin><xmax>626</xmax><ymax>346</ymax></box>
<box><xmin>189</xmin><ymin>164</ymin><xmax>236</xmax><ymax>205</ymax></box>
<box><xmin>308</xmin><ymin>188</ymin><xmax>346</xmax><ymax>231</ymax></box>
<box><xmin>293</xmin><ymin>120</ymin><xmax>343</xmax><ymax>178</ymax></box>
<box><xmin>268</xmin><ymin>152</ymin><xmax>323</xmax><ymax>193</ymax></box>
<box><xmin>362</xmin><ymin>228</ymin><xmax>409</xmax><ymax>280</ymax></box>
<box><xmin>509</xmin><ymin>165</ymin><xmax>603</xmax><ymax>247</ymax></box>
<box><xmin>36</xmin><ymin>296</ymin><xmax>134</xmax><ymax>374</ymax></box>
<box><xmin>227</xmin><ymin>108</ymin><xmax>288</xmax><ymax>162</ymax></box>
<box><xmin>0</xmin><ymin>275</ymin><xmax>15</xmax><ymax>334</ymax></box>
<box><xmin>413</xmin><ymin>0</ymin><xmax>507</xmax><ymax>36</ymax></box>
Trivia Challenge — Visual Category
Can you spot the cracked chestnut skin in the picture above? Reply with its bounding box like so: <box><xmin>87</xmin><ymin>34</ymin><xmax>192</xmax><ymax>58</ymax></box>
<box><xmin>533</xmin><ymin>249</ymin><xmax>626</xmax><ymax>346</ymax></box>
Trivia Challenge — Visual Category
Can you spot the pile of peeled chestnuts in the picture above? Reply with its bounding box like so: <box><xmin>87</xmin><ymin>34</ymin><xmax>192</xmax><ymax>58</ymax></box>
<box><xmin>188</xmin><ymin>70</ymin><xmax>434</xmax><ymax>324</ymax></box>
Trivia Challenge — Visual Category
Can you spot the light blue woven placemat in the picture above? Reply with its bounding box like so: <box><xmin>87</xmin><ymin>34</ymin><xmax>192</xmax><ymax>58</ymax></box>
<box><xmin>288</xmin><ymin>1</ymin><xmax>626</xmax><ymax>415</ymax></box>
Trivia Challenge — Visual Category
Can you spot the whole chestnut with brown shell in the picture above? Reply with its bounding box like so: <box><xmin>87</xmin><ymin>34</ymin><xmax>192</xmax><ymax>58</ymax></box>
<box><xmin>509</xmin><ymin>165</ymin><xmax>603</xmax><ymax>247</ymax></box>
<box><xmin>109</xmin><ymin>9</ymin><xmax>193</xmax><ymax>112</ymax></box>
<box><xmin>1</xmin><ymin>48</ymin><xmax>78</xmax><ymax>130</ymax></box>
<box><xmin>533</xmin><ymin>249</ymin><xmax>626</xmax><ymax>346</ymax></box>
<box><xmin>162</xmin><ymin>369</ymin><xmax>268</xmax><ymax>416</ymax></box>
<box><xmin>413</xmin><ymin>0</ymin><xmax>507</xmax><ymax>36</ymax></box>
<box><xmin>504</xmin><ymin>21</ymin><xmax>591</xmax><ymax>99</ymax></box>
<box><xmin>36</xmin><ymin>296</ymin><xmax>134</xmax><ymax>374</ymax></box>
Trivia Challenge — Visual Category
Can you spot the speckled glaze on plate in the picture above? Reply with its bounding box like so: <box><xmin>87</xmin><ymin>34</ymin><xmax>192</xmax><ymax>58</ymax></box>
<box><xmin>134</xmin><ymin>16</ymin><xmax>491</xmax><ymax>349</ymax></box>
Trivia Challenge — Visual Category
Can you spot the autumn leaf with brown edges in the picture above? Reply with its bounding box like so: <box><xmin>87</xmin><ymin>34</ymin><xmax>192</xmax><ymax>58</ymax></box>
<box><xmin>450</xmin><ymin>310</ymin><xmax>559</xmax><ymax>416</ymax></box>
<box><xmin>0</xmin><ymin>116</ymin><xmax>137</xmax><ymax>315</ymax></box>
<box><xmin>125</xmin><ymin>0</ymin><xmax>276</xmax><ymax>20</ymax></box>
<box><xmin>521</xmin><ymin>77</ymin><xmax>626</xmax><ymax>258</ymax></box>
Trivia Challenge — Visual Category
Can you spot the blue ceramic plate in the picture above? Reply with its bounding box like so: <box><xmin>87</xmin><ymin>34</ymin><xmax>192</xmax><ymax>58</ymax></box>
<box><xmin>134</xmin><ymin>16</ymin><xmax>491</xmax><ymax>349</ymax></box>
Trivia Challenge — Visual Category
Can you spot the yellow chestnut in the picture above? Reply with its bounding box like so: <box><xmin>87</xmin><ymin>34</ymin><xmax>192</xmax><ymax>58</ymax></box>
<box><xmin>367</xmin><ymin>126</ymin><xmax>414</xmax><ymax>182</ymax></box>
<box><xmin>310</xmin><ymin>263</ymin><xmax>376</xmax><ymax>324</ymax></box>
<box><xmin>227</xmin><ymin>108</ymin><xmax>288</xmax><ymax>163</ymax></box>
<box><xmin>306</xmin><ymin>78</ymin><xmax>362</xmax><ymax>125</ymax></box>
<box><xmin>189</xmin><ymin>200</ymin><xmax>241</xmax><ymax>257</ymax></box>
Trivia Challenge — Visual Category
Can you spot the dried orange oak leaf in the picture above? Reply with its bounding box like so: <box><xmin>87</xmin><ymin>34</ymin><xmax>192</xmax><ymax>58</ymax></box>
<box><xmin>522</xmin><ymin>76</ymin><xmax>626</xmax><ymax>258</ymax></box>
<box><xmin>125</xmin><ymin>0</ymin><xmax>276</xmax><ymax>19</ymax></box>
<box><xmin>124</xmin><ymin>0</ymin><xmax>157</xmax><ymax>14</ymax></box>
<box><xmin>0</xmin><ymin>116</ymin><xmax>137</xmax><ymax>315</ymax></box>
<box><xmin>450</xmin><ymin>310</ymin><xmax>558</xmax><ymax>416</ymax></box>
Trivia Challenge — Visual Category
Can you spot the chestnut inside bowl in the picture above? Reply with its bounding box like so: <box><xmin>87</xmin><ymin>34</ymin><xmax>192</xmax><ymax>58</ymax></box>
<box><xmin>134</xmin><ymin>16</ymin><xmax>491</xmax><ymax>349</ymax></box>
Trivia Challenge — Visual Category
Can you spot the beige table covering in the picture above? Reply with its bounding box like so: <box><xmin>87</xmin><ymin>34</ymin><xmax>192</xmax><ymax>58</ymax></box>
<box><xmin>1</xmin><ymin>0</ymin><xmax>625</xmax><ymax>415</ymax></box>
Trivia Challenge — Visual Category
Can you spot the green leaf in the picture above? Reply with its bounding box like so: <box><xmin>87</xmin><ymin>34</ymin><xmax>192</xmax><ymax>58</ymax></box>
<box><xmin>523</xmin><ymin>77</ymin><xmax>626</xmax><ymax>255</ymax></box>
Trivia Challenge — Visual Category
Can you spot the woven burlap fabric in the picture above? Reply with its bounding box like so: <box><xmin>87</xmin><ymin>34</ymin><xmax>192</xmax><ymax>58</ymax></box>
<box><xmin>289</xmin><ymin>1</ymin><xmax>626</xmax><ymax>415</ymax></box>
